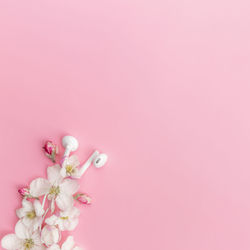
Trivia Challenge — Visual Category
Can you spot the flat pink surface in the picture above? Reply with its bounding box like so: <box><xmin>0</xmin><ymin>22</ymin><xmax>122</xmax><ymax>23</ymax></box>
<box><xmin>0</xmin><ymin>0</ymin><xmax>250</xmax><ymax>249</ymax></box>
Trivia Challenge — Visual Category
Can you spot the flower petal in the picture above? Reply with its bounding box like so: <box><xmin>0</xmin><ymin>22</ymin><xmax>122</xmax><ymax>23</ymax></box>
<box><xmin>41</xmin><ymin>225</ymin><xmax>60</xmax><ymax>247</ymax></box>
<box><xmin>32</xmin><ymin>217</ymin><xmax>43</xmax><ymax>231</ymax></box>
<box><xmin>45</xmin><ymin>215</ymin><xmax>58</xmax><ymax>226</ymax></box>
<box><xmin>1</xmin><ymin>234</ymin><xmax>22</xmax><ymax>250</ymax></box>
<box><xmin>31</xmin><ymin>230</ymin><xmax>43</xmax><ymax>245</ymax></box>
<box><xmin>30</xmin><ymin>178</ymin><xmax>51</xmax><ymax>197</ymax></box>
<box><xmin>62</xmin><ymin>236</ymin><xmax>75</xmax><ymax>250</ymax></box>
<box><xmin>62</xmin><ymin>155</ymin><xmax>80</xmax><ymax>168</ymax></box>
<box><xmin>56</xmin><ymin>193</ymin><xmax>74</xmax><ymax>211</ymax></box>
<box><xmin>60</xmin><ymin>167</ymin><xmax>67</xmax><ymax>178</ymax></box>
<box><xmin>71</xmin><ymin>168</ymin><xmax>82</xmax><ymax>179</ymax></box>
<box><xmin>60</xmin><ymin>179</ymin><xmax>79</xmax><ymax>195</ymax></box>
<box><xmin>57</xmin><ymin>219</ymin><xmax>70</xmax><ymax>231</ymax></box>
<box><xmin>22</xmin><ymin>199</ymin><xmax>33</xmax><ymax>210</ymax></box>
<box><xmin>70</xmin><ymin>207</ymin><xmax>80</xmax><ymax>218</ymax></box>
<box><xmin>47</xmin><ymin>245</ymin><xmax>61</xmax><ymax>250</ymax></box>
<box><xmin>68</xmin><ymin>218</ymin><xmax>79</xmax><ymax>231</ymax></box>
<box><xmin>47</xmin><ymin>165</ymin><xmax>63</xmax><ymax>185</ymax></box>
<box><xmin>33</xmin><ymin>200</ymin><xmax>44</xmax><ymax>217</ymax></box>
<box><xmin>15</xmin><ymin>220</ymin><xmax>31</xmax><ymax>239</ymax></box>
<box><xmin>16</xmin><ymin>207</ymin><xmax>26</xmax><ymax>218</ymax></box>
<box><xmin>22</xmin><ymin>216</ymin><xmax>34</xmax><ymax>228</ymax></box>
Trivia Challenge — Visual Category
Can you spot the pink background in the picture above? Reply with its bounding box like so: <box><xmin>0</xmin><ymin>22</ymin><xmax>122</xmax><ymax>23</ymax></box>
<box><xmin>0</xmin><ymin>0</ymin><xmax>250</xmax><ymax>249</ymax></box>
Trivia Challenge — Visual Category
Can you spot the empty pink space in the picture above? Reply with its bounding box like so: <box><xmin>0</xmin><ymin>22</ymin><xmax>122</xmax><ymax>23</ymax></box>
<box><xmin>0</xmin><ymin>0</ymin><xmax>250</xmax><ymax>249</ymax></box>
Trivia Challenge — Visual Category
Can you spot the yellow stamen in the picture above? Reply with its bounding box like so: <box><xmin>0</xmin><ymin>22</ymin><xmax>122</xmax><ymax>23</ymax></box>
<box><xmin>23</xmin><ymin>238</ymin><xmax>34</xmax><ymax>249</ymax></box>
<box><xmin>49</xmin><ymin>186</ymin><xmax>60</xmax><ymax>196</ymax></box>
<box><xmin>60</xmin><ymin>216</ymin><xmax>69</xmax><ymax>220</ymax></box>
<box><xmin>26</xmin><ymin>210</ymin><xmax>36</xmax><ymax>219</ymax></box>
<box><xmin>66</xmin><ymin>165</ymin><xmax>75</xmax><ymax>175</ymax></box>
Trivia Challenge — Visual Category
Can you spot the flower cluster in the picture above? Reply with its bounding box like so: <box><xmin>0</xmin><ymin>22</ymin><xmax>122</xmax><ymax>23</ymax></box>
<box><xmin>1</xmin><ymin>141</ymin><xmax>92</xmax><ymax>250</ymax></box>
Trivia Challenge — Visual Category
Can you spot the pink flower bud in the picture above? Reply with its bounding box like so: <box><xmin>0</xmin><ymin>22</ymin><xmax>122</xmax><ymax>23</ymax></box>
<box><xmin>43</xmin><ymin>141</ymin><xmax>58</xmax><ymax>162</ymax></box>
<box><xmin>18</xmin><ymin>187</ymin><xmax>30</xmax><ymax>197</ymax></box>
<box><xmin>74</xmin><ymin>193</ymin><xmax>92</xmax><ymax>205</ymax></box>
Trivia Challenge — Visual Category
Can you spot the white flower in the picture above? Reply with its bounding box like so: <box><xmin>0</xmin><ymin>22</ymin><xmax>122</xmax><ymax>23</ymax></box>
<box><xmin>41</xmin><ymin>225</ymin><xmax>60</xmax><ymax>247</ymax></box>
<box><xmin>1</xmin><ymin>220</ymin><xmax>45</xmax><ymax>250</ymax></box>
<box><xmin>45</xmin><ymin>206</ymin><xmax>80</xmax><ymax>231</ymax></box>
<box><xmin>47</xmin><ymin>236</ymin><xmax>82</xmax><ymax>250</ymax></box>
<box><xmin>16</xmin><ymin>199</ymin><xmax>44</xmax><ymax>231</ymax></box>
<box><xmin>29</xmin><ymin>165</ymin><xmax>79</xmax><ymax>211</ymax></box>
<box><xmin>60</xmin><ymin>155</ymin><xmax>81</xmax><ymax>179</ymax></box>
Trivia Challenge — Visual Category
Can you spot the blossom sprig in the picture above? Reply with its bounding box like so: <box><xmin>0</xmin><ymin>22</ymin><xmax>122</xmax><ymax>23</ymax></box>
<box><xmin>74</xmin><ymin>193</ymin><xmax>92</xmax><ymax>205</ymax></box>
<box><xmin>43</xmin><ymin>141</ymin><xmax>59</xmax><ymax>163</ymax></box>
<box><xmin>1</xmin><ymin>140</ymin><xmax>96</xmax><ymax>250</ymax></box>
<box><xmin>18</xmin><ymin>187</ymin><xmax>38</xmax><ymax>200</ymax></box>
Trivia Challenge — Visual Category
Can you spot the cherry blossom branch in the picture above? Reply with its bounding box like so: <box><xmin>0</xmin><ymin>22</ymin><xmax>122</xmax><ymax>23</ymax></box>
<box><xmin>1</xmin><ymin>138</ymin><xmax>103</xmax><ymax>250</ymax></box>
